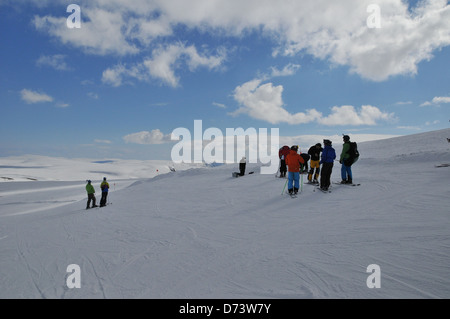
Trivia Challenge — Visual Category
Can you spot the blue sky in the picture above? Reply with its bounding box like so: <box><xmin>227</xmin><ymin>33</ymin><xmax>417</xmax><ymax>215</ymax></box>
<box><xmin>0</xmin><ymin>0</ymin><xmax>449</xmax><ymax>160</ymax></box>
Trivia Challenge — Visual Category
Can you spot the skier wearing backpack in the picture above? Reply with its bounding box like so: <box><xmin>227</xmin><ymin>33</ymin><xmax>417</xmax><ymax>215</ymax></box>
<box><xmin>285</xmin><ymin>145</ymin><xmax>305</xmax><ymax>195</ymax></box>
<box><xmin>340</xmin><ymin>135</ymin><xmax>357</xmax><ymax>184</ymax></box>
<box><xmin>319</xmin><ymin>140</ymin><xmax>336</xmax><ymax>191</ymax></box>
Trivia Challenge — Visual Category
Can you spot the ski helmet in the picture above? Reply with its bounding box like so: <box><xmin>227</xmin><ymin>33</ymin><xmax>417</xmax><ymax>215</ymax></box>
<box><xmin>291</xmin><ymin>145</ymin><xmax>299</xmax><ymax>151</ymax></box>
<box><xmin>343</xmin><ymin>135</ymin><xmax>350</xmax><ymax>142</ymax></box>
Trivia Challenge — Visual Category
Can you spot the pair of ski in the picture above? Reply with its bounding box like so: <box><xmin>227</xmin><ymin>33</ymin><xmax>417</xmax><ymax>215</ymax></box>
<box><xmin>305</xmin><ymin>181</ymin><xmax>330</xmax><ymax>193</ymax></box>
<box><xmin>333</xmin><ymin>182</ymin><xmax>361</xmax><ymax>187</ymax></box>
<box><xmin>286</xmin><ymin>191</ymin><xmax>299</xmax><ymax>198</ymax></box>
<box><xmin>86</xmin><ymin>203</ymin><xmax>112</xmax><ymax>210</ymax></box>
<box><xmin>315</xmin><ymin>187</ymin><xmax>331</xmax><ymax>193</ymax></box>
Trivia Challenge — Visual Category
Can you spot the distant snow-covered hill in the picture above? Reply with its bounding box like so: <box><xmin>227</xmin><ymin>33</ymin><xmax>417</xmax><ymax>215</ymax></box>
<box><xmin>0</xmin><ymin>155</ymin><xmax>201</xmax><ymax>182</ymax></box>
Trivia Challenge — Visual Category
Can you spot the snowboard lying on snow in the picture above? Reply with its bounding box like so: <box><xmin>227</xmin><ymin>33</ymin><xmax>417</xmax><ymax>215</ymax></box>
<box><xmin>232</xmin><ymin>171</ymin><xmax>255</xmax><ymax>178</ymax></box>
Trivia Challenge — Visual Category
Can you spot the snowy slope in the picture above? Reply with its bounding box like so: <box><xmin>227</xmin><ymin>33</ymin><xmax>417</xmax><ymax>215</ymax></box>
<box><xmin>0</xmin><ymin>128</ymin><xmax>449</xmax><ymax>299</ymax></box>
<box><xmin>0</xmin><ymin>155</ymin><xmax>198</xmax><ymax>182</ymax></box>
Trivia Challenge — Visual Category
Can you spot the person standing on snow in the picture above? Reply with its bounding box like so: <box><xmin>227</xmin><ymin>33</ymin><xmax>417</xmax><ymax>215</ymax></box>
<box><xmin>100</xmin><ymin>177</ymin><xmax>109</xmax><ymax>207</ymax></box>
<box><xmin>285</xmin><ymin>145</ymin><xmax>305</xmax><ymax>195</ymax></box>
<box><xmin>278</xmin><ymin>145</ymin><xmax>290</xmax><ymax>178</ymax></box>
<box><xmin>319</xmin><ymin>140</ymin><xmax>336</xmax><ymax>191</ymax></box>
<box><xmin>86</xmin><ymin>180</ymin><xmax>98</xmax><ymax>209</ymax></box>
<box><xmin>340</xmin><ymin>135</ymin><xmax>353</xmax><ymax>184</ymax></box>
<box><xmin>239</xmin><ymin>156</ymin><xmax>246</xmax><ymax>176</ymax></box>
<box><xmin>307</xmin><ymin>143</ymin><xmax>322</xmax><ymax>184</ymax></box>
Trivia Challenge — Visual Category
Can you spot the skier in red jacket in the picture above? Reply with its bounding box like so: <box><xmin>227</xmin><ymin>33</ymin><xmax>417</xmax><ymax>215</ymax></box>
<box><xmin>285</xmin><ymin>145</ymin><xmax>305</xmax><ymax>195</ymax></box>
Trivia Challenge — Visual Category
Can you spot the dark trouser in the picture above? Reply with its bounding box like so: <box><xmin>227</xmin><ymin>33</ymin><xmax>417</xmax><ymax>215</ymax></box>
<box><xmin>280</xmin><ymin>160</ymin><xmax>287</xmax><ymax>177</ymax></box>
<box><xmin>100</xmin><ymin>192</ymin><xmax>108</xmax><ymax>207</ymax></box>
<box><xmin>239</xmin><ymin>163</ymin><xmax>246</xmax><ymax>176</ymax></box>
<box><xmin>87</xmin><ymin>193</ymin><xmax>96</xmax><ymax>208</ymax></box>
<box><xmin>320</xmin><ymin>162</ymin><xmax>334</xmax><ymax>189</ymax></box>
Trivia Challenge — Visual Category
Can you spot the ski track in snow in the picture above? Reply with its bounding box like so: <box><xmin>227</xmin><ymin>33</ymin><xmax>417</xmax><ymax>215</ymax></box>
<box><xmin>0</xmin><ymin>129</ymin><xmax>449</xmax><ymax>298</ymax></box>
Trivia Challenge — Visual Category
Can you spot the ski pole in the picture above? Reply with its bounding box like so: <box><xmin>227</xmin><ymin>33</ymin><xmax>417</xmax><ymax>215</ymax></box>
<box><xmin>301</xmin><ymin>171</ymin><xmax>303</xmax><ymax>193</ymax></box>
<box><xmin>281</xmin><ymin>178</ymin><xmax>288</xmax><ymax>195</ymax></box>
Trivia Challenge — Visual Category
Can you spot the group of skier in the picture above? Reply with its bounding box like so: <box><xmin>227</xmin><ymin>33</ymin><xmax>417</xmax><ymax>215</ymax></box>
<box><xmin>279</xmin><ymin>134</ymin><xmax>358</xmax><ymax>193</ymax></box>
<box><xmin>85</xmin><ymin>136</ymin><xmax>358</xmax><ymax>207</ymax></box>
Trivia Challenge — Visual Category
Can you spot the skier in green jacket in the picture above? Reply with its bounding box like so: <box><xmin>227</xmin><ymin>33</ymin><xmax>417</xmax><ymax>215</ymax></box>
<box><xmin>86</xmin><ymin>180</ymin><xmax>98</xmax><ymax>209</ymax></box>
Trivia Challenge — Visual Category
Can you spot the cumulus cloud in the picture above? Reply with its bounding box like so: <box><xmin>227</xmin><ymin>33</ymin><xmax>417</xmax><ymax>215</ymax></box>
<box><xmin>231</xmin><ymin>79</ymin><xmax>321</xmax><ymax>125</ymax></box>
<box><xmin>231</xmin><ymin>79</ymin><xmax>394</xmax><ymax>126</ymax></box>
<box><xmin>102</xmin><ymin>43</ymin><xmax>226</xmax><ymax>87</ymax></box>
<box><xmin>318</xmin><ymin>105</ymin><xmax>394</xmax><ymax>126</ymax></box>
<box><xmin>123</xmin><ymin>129</ymin><xmax>172</xmax><ymax>145</ymax></box>
<box><xmin>30</xmin><ymin>0</ymin><xmax>450</xmax><ymax>82</ymax></box>
<box><xmin>20</xmin><ymin>89</ymin><xmax>54</xmax><ymax>104</ymax></box>
<box><xmin>33</xmin><ymin>8</ymin><xmax>139</xmax><ymax>56</ymax></box>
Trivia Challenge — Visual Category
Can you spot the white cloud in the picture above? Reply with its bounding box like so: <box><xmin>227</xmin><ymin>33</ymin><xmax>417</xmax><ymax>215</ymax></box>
<box><xmin>280</xmin><ymin>133</ymin><xmax>400</xmax><ymax>152</ymax></box>
<box><xmin>213</xmin><ymin>102</ymin><xmax>227</xmax><ymax>108</ymax></box>
<box><xmin>318</xmin><ymin>105</ymin><xmax>394</xmax><ymax>126</ymax></box>
<box><xmin>20</xmin><ymin>89</ymin><xmax>54</xmax><ymax>104</ymax></box>
<box><xmin>425</xmin><ymin>120</ymin><xmax>440</xmax><ymax>126</ymax></box>
<box><xmin>55</xmin><ymin>102</ymin><xmax>69</xmax><ymax>108</ymax></box>
<box><xmin>232</xmin><ymin>79</ymin><xmax>394</xmax><ymax>126</ymax></box>
<box><xmin>102</xmin><ymin>64</ymin><xmax>130</xmax><ymax>87</ymax></box>
<box><xmin>143</xmin><ymin>44</ymin><xmax>226</xmax><ymax>86</ymax></box>
<box><xmin>270</xmin><ymin>63</ymin><xmax>301</xmax><ymax>77</ymax></box>
<box><xmin>30</xmin><ymin>0</ymin><xmax>450</xmax><ymax>82</ymax></box>
<box><xmin>155</xmin><ymin>0</ymin><xmax>450</xmax><ymax>81</ymax></box>
<box><xmin>394</xmin><ymin>101</ymin><xmax>413</xmax><ymax>106</ymax></box>
<box><xmin>36</xmin><ymin>54</ymin><xmax>71</xmax><ymax>71</ymax></box>
<box><xmin>397</xmin><ymin>126</ymin><xmax>422</xmax><ymax>130</ymax></box>
<box><xmin>231</xmin><ymin>79</ymin><xmax>321</xmax><ymax>125</ymax></box>
<box><xmin>33</xmin><ymin>8</ymin><xmax>139</xmax><ymax>56</ymax></box>
<box><xmin>123</xmin><ymin>129</ymin><xmax>172</xmax><ymax>145</ymax></box>
<box><xmin>102</xmin><ymin>43</ymin><xmax>226</xmax><ymax>87</ymax></box>
<box><xmin>87</xmin><ymin>92</ymin><xmax>99</xmax><ymax>99</ymax></box>
<box><xmin>420</xmin><ymin>96</ymin><xmax>450</xmax><ymax>107</ymax></box>
<box><xmin>432</xmin><ymin>96</ymin><xmax>450</xmax><ymax>104</ymax></box>
<box><xmin>142</xmin><ymin>44</ymin><xmax>183</xmax><ymax>87</ymax></box>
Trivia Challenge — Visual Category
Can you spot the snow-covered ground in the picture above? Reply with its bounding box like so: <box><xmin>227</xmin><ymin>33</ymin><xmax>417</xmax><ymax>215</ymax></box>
<box><xmin>0</xmin><ymin>128</ymin><xmax>449</xmax><ymax>299</ymax></box>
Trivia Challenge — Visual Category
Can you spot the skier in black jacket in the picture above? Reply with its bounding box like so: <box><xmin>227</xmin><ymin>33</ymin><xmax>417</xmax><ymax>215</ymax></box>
<box><xmin>307</xmin><ymin>143</ymin><xmax>322</xmax><ymax>183</ymax></box>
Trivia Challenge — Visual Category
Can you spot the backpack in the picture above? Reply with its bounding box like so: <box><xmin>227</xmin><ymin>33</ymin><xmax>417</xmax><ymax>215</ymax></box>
<box><xmin>279</xmin><ymin>146</ymin><xmax>290</xmax><ymax>160</ymax></box>
<box><xmin>347</xmin><ymin>142</ymin><xmax>359</xmax><ymax>165</ymax></box>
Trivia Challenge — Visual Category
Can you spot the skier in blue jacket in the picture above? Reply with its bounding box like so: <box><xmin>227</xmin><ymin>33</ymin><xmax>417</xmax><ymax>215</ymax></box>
<box><xmin>319</xmin><ymin>139</ymin><xmax>336</xmax><ymax>191</ymax></box>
